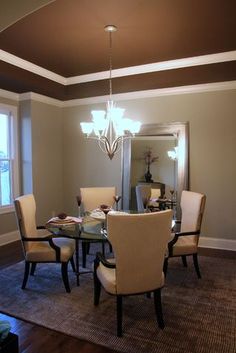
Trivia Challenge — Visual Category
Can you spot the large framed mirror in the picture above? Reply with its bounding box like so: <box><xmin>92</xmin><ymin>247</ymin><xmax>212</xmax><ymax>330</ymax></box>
<box><xmin>121</xmin><ymin>122</ymin><xmax>189</xmax><ymax>217</ymax></box>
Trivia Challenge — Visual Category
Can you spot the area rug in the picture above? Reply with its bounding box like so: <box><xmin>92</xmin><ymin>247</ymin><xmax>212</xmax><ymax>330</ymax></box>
<box><xmin>0</xmin><ymin>252</ymin><xmax>235</xmax><ymax>353</ymax></box>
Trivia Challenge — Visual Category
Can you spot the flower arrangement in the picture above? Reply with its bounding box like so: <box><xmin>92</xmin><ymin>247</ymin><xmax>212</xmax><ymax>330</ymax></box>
<box><xmin>143</xmin><ymin>148</ymin><xmax>159</xmax><ymax>182</ymax></box>
<box><xmin>144</xmin><ymin>148</ymin><xmax>159</xmax><ymax>166</ymax></box>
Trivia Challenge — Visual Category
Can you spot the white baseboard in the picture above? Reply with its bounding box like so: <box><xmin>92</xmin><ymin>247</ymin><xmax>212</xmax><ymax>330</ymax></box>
<box><xmin>0</xmin><ymin>230</ymin><xmax>20</xmax><ymax>246</ymax></box>
<box><xmin>199</xmin><ymin>236</ymin><xmax>236</xmax><ymax>251</ymax></box>
<box><xmin>0</xmin><ymin>231</ymin><xmax>235</xmax><ymax>252</ymax></box>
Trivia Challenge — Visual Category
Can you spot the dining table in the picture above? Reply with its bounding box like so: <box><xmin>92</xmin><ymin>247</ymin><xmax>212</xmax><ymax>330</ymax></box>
<box><xmin>46</xmin><ymin>210</ymin><xmax>176</xmax><ymax>286</ymax></box>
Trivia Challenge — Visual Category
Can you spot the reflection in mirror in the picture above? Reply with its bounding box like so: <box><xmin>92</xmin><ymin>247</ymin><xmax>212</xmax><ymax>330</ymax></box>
<box><xmin>130</xmin><ymin>136</ymin><xmax>177</xmax><ymax>209</ymax></box>
<box><xmin>122</xmin><ymin>122</ymin><xmax>189</xmax><ymax>217</ymax></box>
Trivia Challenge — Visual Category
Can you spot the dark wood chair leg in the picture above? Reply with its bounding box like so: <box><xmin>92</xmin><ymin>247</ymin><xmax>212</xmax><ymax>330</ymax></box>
<box><xmin>93</xmin><ymin>270</ymin><xmax>101</xmax><ymax>306</ymax></box>
<box><xmin>116</xmin><ymin>295</ymin><xmax>123</xmax><ymax>337</ymax></box>
<box><xmin>193</xmin><ymin>253</ymin><xmax>201</xmax><ymax>278</ymax></box>
<box><xmin>82</xmin><ymin>241</ymin><xmax>87</xmax><ymax>268</ymax></box>
<box><xmin>163</xmin><ymin>257</ymin><xmax>168</xmax><ymax>276</ymax></box>
<box><xmin>61</xmin><ymin>262</ymin><xmax>71</xmax><ymax>293</ymax></box>
<box><xmin>22</xmin><ymin>261</ymin><xmax>30</xmax><ymax>289</ymax></box>
<box><xmin>181</xmin><ymin>255</ymin><xmax>188</xmax><ymax>267</ymax></box>
<box><xmin>70</xmin><ymin>256</ymin><xmax>76</xmax><ymax>272</ymax></box>
<box><xmin>86</xmin><ymin>242</ymin><xmax>90</xmax><ymax>254</ymax></box>
<box><xmin>30</xmin><ymin>262</ymin><xmax>37</xmax><ymax>276</ymax></box>
<box><xmin>154</xmin><ymin>289</ymin><xmax>165</xmax><ymax>329</ymax></box>
<box><xmin>101</xmin><ymin>242</ymin><xmax>105</xmax><ymax>255</ymax></box>
<box><xmin>109</xmin><ymin>243</ymin><xmax>113</xmax><ymax>253</ymax></box>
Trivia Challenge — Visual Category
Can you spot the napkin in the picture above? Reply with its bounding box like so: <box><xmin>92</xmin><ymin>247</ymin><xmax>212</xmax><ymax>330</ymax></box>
<box><xmin>46</xmin><ymin>216</ymin><xmax>82</xmax><ymax>226</ymax></box>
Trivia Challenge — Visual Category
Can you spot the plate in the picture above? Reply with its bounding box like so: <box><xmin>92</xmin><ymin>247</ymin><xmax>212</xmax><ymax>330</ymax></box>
<box><xmin>46</xmin><ymin>216</ymin><xmax>82</xmax><ymax>226</ymax></box>
<box><xmin>90</xmin><ymin>211</ymin><xmax>106</xmax><ymax>220</ymax></box>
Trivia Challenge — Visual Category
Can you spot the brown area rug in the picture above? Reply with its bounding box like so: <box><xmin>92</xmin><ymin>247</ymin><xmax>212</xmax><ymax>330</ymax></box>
<box><xmin>0</xmin><ymin>250</ymin><xmax>235</xmax><ymax>353</ymax></box>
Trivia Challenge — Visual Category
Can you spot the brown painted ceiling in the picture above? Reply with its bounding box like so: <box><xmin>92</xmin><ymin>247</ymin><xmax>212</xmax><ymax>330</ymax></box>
<box><xmin>0</xmin><ymin>0</ymin><xmax>236</xmax><ymax>100</ymax></box>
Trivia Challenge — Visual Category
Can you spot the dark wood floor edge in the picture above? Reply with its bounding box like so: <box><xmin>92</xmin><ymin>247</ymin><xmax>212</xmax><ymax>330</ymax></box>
<box><xmin>0</xmin><ymin>309</ymin><xmax>121</xmax><ymax>353</ymax></box>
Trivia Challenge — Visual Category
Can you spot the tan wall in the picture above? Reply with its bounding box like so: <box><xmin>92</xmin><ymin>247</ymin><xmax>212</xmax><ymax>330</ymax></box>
<box><xmin>62</xmin><ymin>89</ymin><xmax>236</xmax><ymax>241</ymax></box>
<box><xmin>1</xmin><ymin>88</ymin><xmax>236</xmax><ymax>243</ymax></box>
<box><xmin>30</xmin><ymin>101</ymin><xmax>64</xmax><ymax>225</ymax></box>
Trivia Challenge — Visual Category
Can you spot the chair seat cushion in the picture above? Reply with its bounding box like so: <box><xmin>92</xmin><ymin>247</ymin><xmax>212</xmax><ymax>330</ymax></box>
<box><xmin>25</xmin><ymin>238</ymin><xmax>75</xmax><ymax>262</ymax></box>
<box><xmin>97</xmin><ymin>259</ymin><xmax>116</xmax><ymax>294</ymax></box>
<box><xmin>171</xmin><ymin>234</ymin><xmax>198</xmax><ymax>256</ymax></box>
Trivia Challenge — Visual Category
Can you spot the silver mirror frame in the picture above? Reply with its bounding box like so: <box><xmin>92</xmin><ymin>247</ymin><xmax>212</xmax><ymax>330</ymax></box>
<box><xmin>121</xmin><ymin>122</ymin><xmax>189</xmax><ymax>217</ymax></box>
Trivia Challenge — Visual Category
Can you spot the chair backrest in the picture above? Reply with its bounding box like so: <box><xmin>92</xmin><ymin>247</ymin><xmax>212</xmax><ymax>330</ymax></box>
<box><xmin>107</xmin><ymin>210</ymin><xmax>173</xmax><ymax>295</ymax></box>
<box><xmin>150</xmin><ymin>188</ymin><xmax>161</xmax><ymax>199</ymax></box>
<box><xmin>180</xmin><ymin>190</ymin><xmax>206</xmax><ymax>235</ymax></box>
<box><xmin>135</xmin><ymin>185</ymin><xmax>151</xmax><ymax>212</ymax></box>
<box><xmin>14</xmin><ymin>194</ymin><xmax>38</xmax><ymax>252</ymax></box>
<box><xmin>80</xmin><ymin>187</ymin><xmax>116</xmax><ymax>212</ymax></box>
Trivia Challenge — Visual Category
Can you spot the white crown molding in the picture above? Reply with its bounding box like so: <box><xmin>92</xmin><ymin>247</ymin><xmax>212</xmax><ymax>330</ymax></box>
<box><xmin>67</xmin><ymin>50</ymin><xmax>236</xmax><ymax>85</ymax></box>
<box><xmin>1</xmin><ymin>49</ymin><xmax>236</xmax><ymax>85</ymax></box>
<box><xmin>0</xmin><ymin>88</ymin><xmax>19</xmax><ymax>101</ymax></box>
<box><xmin>0</xmin><ymin>49</ymin><xmax>66</xmax><ymax>85</ymax></box>
<box><xmin>1</xmin><ymin>81</ymin><xmax>236</xmax><ymax>108</ymax></box>
<box><xmin>19</xmin><ymin>92</ymin><xmax>63</xmax><ymax>107</ymax></box>
<box><xmin>62</xmin><ymin>81</ymin><xmax>236</xmax><ymax>107</ymax></box>
<box><xmin>199</xmin><ymin>236</ymin><xmax>236</xmax><ymax>251</ymax></box>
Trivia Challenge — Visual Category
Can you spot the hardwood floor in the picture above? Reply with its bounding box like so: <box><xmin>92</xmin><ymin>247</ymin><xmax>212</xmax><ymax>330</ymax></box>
<box><xmin>0</xmin><ymin>241</ymin><xmax>117</xmax><ymax>353</ymax></box>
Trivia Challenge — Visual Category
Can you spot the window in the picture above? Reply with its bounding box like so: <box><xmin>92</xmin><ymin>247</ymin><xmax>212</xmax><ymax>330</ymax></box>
<box><xmin>0</xmin><ymin>104</ymin><xmax>19</xmax><ymax>213</ymax></box>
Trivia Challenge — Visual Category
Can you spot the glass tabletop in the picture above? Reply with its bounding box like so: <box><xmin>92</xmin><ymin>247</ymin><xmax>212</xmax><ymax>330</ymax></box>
<box><xmin>46</xmin><ymin>215</ymin><xmax>106</xmax><ymax>241</ymax></box>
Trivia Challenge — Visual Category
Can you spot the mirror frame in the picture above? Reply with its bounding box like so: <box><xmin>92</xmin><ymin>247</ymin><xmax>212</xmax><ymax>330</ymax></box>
<box><xmin>121</xmin><ymin>122</ymin><xmax>189</xmax><ymax>216</ymax></box>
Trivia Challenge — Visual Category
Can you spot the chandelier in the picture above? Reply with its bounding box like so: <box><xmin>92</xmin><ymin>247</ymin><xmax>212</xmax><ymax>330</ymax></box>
<box><xmin>80</xmin><ymin>25</ymin><xmax>141</xmax><ymax>160</ymax></box>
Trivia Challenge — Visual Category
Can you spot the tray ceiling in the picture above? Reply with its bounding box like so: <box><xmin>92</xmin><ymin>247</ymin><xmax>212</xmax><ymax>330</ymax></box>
<box><xmin>0</xmin><ymin>0</ymin><xmax>236</xmax><ymax>100</ymax></box>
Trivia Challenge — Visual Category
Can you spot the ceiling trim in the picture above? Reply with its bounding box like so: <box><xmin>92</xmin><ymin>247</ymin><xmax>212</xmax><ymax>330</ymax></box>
<box><xmin>0</xmin><ymin>49</ymin><xmax>66</xmax><ymax>84</ymax></box>
<box><xmin>62</xmin><ymin>81</ymin><xmax>236</xmax><ymax>107</ymax></box>
<box><xmin>67</xmin><ymin>51</ymin><xmax>236</xmax><ymax>84</ymax></box>
<box><xmin>1</xmin><ymin>81</ymin><xmax>236</xmax><ymax>107</ymax></box>
<box><xmin>19</xmin><ymin>92</ymin><xmax>63</xmax><ymax>107</ymax></box>
<box><xmin>1</xmin><ymin>49</ymin><xmax>236</xmax><ymax>85</ymax></box>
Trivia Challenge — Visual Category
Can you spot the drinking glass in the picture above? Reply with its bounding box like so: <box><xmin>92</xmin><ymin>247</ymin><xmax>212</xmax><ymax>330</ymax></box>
<box><xmin>113</xmin><ymin>195</ymin><xmax>121</xmax><ymax>211</ymax></box>
<box><xmin>76</xmin><ymin>195</ymin><xmax>82</xmax><ymax>217</ymax></box>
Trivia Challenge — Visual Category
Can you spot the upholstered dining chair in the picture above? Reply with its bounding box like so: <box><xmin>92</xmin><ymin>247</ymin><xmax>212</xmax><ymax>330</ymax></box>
<box><xmin>80</xmin><ymin>187</ymin><xmax>116</xmax><ymax>212</ymax></box>
<box><xmin>80</xmin><ymin>187</ymin><xmax>116</xmax><ymax>267</ymax></box>
<box><xmin>136</xmin><ymin>185</ymin><xmax>160</xmax><ymax>212</ymax></box>
<box><xmin>14</xmin><ymin>194</ymin><xmax>75</xmax><ymax>293</ymax></box>
<box><xmin>94</xmin><ymin>210</ymin><xmax>173</xmax><ymax>337</ymax></box>
<box><xmin>165</xmin><ymin>190</ymin><xmax>206</xmax><ymax>278</ymax></box>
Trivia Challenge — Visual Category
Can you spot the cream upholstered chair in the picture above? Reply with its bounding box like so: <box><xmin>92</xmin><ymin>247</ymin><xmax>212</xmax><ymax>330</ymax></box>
<box><xmin>14</xmin><ymin>194</ymin><xmax>75</xmax><ymax>293</ymax></box>
<box><xmin>166</xmin><ymin>190</ymin><xmax>206</xmax><ymax>278</ymax></box>
<box><xmin>94</xmin><ymin>210</ymin><xmax>173</xmax><ymax>337</ymax></box>
<box><xmin>136</xmin><ymin>185</ymin><xmax>160</xmax><ymax>212</ymax></box>
<box><xmin>80</xmin><ymin>187</ymin><xmax>116</xmax><ymax>267</ymax></box>
<box><xmin>80</xmin><ymin>187</ymin><xmax>116</xmax><ymax>212</ymax></box>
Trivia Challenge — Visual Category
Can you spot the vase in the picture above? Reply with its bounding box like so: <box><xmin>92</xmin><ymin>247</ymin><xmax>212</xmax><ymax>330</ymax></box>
<box><xmin>145</xmin><ymin>165</ymin><xmax>153</xmax><ymax>183</ymax></box>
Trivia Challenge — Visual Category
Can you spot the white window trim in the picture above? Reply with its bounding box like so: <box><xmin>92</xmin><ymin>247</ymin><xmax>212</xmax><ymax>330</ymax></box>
<box><xmin>0</xmin><ymin>103</ymin><xmax>19</xmax><ymax>214</ymax></box>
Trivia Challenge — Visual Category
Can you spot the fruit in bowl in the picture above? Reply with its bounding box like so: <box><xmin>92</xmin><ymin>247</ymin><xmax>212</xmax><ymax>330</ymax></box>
<box><xmin>57</xmin><ymin>212</ymin><xmax>67</xmax><ymax>220</ymax></box>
